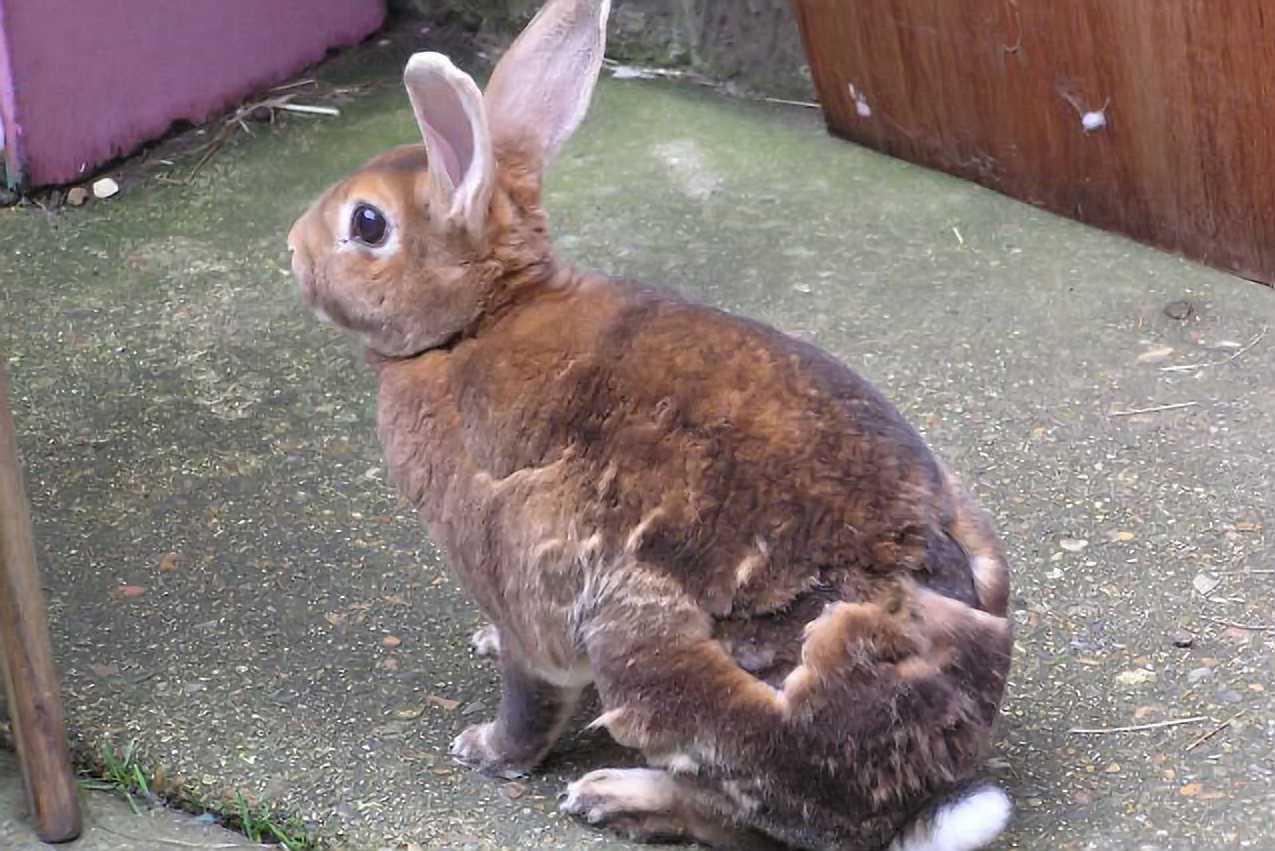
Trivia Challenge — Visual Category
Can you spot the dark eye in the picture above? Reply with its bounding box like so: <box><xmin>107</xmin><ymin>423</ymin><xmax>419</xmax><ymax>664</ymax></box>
<box><xmin>350</xmin><ymin>203</ymin><xmax>388</xmax><ymax>246</ymax></box>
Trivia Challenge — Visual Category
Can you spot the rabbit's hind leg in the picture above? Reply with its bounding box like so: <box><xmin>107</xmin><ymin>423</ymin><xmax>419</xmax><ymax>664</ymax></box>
<box><xmin>560</xmin><ymin>768</ymin><xmax>785</xmax><ymax>850</ymax></box>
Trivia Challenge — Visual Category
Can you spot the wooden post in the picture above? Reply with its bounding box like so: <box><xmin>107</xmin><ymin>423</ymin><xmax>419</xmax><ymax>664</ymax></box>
<box><xmin>0</xmin><ymin>361</ymin><xmax>81</xmax><ymax>843</ymax></box>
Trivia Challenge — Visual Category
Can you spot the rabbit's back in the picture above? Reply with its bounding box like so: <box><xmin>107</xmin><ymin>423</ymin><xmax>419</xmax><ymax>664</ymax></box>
<box><xmin>377</xmin><ymin>274</ymin><xmax>980</xmax><ymax>624</ymax></box>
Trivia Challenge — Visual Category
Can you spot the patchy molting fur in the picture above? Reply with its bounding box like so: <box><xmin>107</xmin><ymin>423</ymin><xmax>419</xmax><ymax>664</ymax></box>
<box><xmin>359</xmin><ymin>151</ymin><xmax>1013</xmax><ymax>849</ymax></box>
<box><xmin>288</xmin><ymin>7</ymin><xmax>1014</xmax><ymax>847</ymax></box>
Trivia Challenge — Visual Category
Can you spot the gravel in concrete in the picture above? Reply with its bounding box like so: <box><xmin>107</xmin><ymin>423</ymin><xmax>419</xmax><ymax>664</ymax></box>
<box><xmin>1</xmin><ymin>25</ymin><xmax>1273</xmax><ymax>851</ymax></box>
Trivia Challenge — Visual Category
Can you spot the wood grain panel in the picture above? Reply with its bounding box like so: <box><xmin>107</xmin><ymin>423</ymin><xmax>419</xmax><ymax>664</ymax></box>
<box><xmin>792</xmin><ymin>0</ymin><xmax>1275</xmax><ymax>283</ymax></box>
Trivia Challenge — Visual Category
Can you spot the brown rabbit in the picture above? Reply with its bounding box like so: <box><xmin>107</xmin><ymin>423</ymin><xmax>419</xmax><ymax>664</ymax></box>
<box><xmin>287</xmin><ymin>1</ymin><xmax>1014</xmax><ymax>848</ymax></box>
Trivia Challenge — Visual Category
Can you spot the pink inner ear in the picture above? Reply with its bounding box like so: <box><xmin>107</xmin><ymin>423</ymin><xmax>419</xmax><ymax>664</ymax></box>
<box><xmin>413</xmin><ymin>74</ymin><xmax>475</xmax><ymax>189</ymax></box>
<box><xmin>426</xmin><ymin>125</ymin><xmax>463</xmax><ymax>190</ymax></box>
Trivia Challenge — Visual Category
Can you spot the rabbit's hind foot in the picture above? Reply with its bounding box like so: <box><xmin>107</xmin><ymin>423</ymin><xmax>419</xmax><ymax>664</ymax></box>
<box><xmin>560</xmin><ymin>768</ymin><xmax>784</xmax><ymax>850</ymax></box>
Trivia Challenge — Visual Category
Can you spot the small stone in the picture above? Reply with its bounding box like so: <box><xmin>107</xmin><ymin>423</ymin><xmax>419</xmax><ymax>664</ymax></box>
<box><xmin>392</xmin><ymin>704</ymin><xmax>425</xmax><ymax>720</ymax></box>
<box><xmin>1178</xmin><ymin>783</ymin><xmax>1202</xmax><ymax>798</ymax></box>
<box><xmin>1116</xmin><ymin>668</ymin><xmax>1156</xmax><ymax>687</ymax></box>
<box><xmin>1170</xmin><ymin>630</ymin><xmax>1195</xmax><ymax>649</ymax></box>
<box><xmin>461</xmin><ymin>700</ymin><xmax>486</xmax><ymax>717</ymax></box>
<box><xmin>1136</xmin><ymin>346</ymin><xmax>1174</xmax><ymax>364</ymax></box>
<box><xmin>66</xmin><ymin>187</ymin><xmax>90</xmax><ymax>207</ymax></box>
<box><xmin>248</xmin><ymin>105</ymin><xmax>273</xmax><ymax>122</ymax></box>
<box><xmin>425</xmin><ymin>694</ymin><xmax>460</xmax><ymax>712</ymax></box>
<box><xmin>501</xmin><ymin>781</ymin><xmax>527</xmax><ymax>800</ymax></box>
<box><xmin>1164</xmin><ymin>300</ymin><xmax>1194</xmax><ymax>321</ymax></box>
<box><xmin>1186</xmin><ymin>667</ymin><xmax>1213</xmax><ymax>686</ymax></box>
<box><xmin>112</xmin><ymin>584</ymin><xmax>146</xmax><ymax>600</ymax></box>
<box><xmin>1191</xmin><ymin>572</ymin><xmax>1221</xmax><ymax>596</ymax></box>
<box><xmin>158</xmin><ymin>551</ymin><xmax>181</xmax><ymax>572</ymax></box>
<box><xmin>1059</xmin><ymin>538</ymin><xmax>1088</xmax><ymax>553</ymax></box>
<box><xmin>1216</xmin><ymin>689</ymin><xmax>1243</xmax><ymax>704</ymax></box>
<box><xmin>1104</xmin><ymin>763</ymin><xmax>1122</xmax><ymax>774</ymax></box>
<box><xmin>92</xmin><ymin>177</ymin><xmax>119</xmax><ymax>199</ymax></box>
<box><xmin>1222</xmin><ymin>627</ymin><xmax>1253</xmax><ymax>645</ymax></box>
<box><xmin>381</xmin><ymin>634</ymin><xmax>402</xmax><ymax>648</ymax></box>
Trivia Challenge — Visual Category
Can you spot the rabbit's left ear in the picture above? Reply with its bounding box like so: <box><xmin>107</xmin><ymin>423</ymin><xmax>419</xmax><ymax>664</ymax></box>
<box><xmin>404</xmin><ymin>52</ymin><xmax>495</xmax><ymax>241</ymax></box>
<box><xmin>483</xmin><ymin>0</ymin><xmax>611</xmax><ymax>173</ymax></box>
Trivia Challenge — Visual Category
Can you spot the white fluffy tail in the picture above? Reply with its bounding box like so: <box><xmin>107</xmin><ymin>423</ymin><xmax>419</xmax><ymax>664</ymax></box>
<box><xmin>888</xmin><ymin>784</ymin><xmax>1012</xmax><ymax>851</ymax></box>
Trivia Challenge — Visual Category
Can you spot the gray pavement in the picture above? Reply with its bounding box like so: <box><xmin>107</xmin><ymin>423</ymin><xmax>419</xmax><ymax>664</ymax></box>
<box><xmin>1</xmin><ymin>27</ymin><xmax>1273</xmax><ymax>851</ymax></box>
<box><xmin>0</xmin><ymin>751</ymin><xmax>256</xmax><ymax>850</ymax></box>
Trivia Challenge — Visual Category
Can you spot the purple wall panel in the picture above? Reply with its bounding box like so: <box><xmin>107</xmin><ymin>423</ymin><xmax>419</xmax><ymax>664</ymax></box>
<box><xmin>0</xmin><ymin>0</ymin><xmax>385</xmax><ymax>188</ymax></box>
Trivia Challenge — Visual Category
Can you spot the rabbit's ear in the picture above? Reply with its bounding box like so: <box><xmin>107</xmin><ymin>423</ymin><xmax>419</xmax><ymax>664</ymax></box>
<box><xmin>404</xmin><ymin>52</ymin><xmax>495</xmax><ymax>240</ymax></box>
<box><xmin>484</xmin><ymin>0</ymin><xmax>611</xmax><ymax>172</ymax></box>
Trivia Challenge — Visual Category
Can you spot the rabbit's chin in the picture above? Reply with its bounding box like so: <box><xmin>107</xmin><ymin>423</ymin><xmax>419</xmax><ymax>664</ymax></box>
<box><xmin>347</xmin><ymin>312</ymin><xmax>465</xmax><ymax>361</ymax></box>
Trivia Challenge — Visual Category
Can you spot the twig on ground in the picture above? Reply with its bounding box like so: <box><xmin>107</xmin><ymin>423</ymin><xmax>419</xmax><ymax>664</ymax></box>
<box><xmin>1161</xmin><ymin>325</ymin><xmax>1269</xmax><ymax>373</ymax></box>
<box><xmin>1185</xmin><ymin>714</ymin><xmax>1241</xmax><ymax>752</ymax></box>
<box><xmin>269</xmin><ymin>78</ymin><xmax>316</xmax><ymax>92</ymax></box>
<box><xmin>186</xmin><ymin>133</ymin><xmax>230</xmax><ymax>184</ymax></box>
<box><xmin>1109</xmin><ymin>401</ymin><xmax>1198</xmax><ymax>417</ymax></box>
<box><xmin>1203</xmin><ymin>615</ymin><xmax>1273</xmax><ymax>631</ymax></box>
<box><xmin>760</xmin><ymin>96</ymin><xmax>821</xmax><ymax>109</ymax></box>
<box><xmin>275</xmin><ymin>103</ymin><xmax>341</xmax><ymax>117</ymax></box>
<box><xmin>182</xmin><ymin>91</ymin><xmax>339</xmax><ymax>183</ymax></box>
<box><xmin>1069</xmin><ymin>716</ymin><xmax>1209</xmax><ymax>735</ymax></box>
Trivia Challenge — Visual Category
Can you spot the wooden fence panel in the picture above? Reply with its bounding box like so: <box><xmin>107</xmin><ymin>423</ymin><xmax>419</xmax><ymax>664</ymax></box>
<box><xmin>792</xmin><ymin>0</ymin><xmax>1275</xmax><ymax>284</ymax></box>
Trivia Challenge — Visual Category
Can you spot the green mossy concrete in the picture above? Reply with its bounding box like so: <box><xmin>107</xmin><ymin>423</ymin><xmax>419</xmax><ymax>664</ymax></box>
<box><xmin>2</xmin><ymin>24</ymin><xmax>1274</xmax><ymax>851</ymax></box>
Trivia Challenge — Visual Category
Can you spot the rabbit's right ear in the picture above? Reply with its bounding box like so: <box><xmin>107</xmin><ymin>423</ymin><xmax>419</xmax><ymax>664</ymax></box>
<box><xmin>404</xmin><ymin>52</ymin><xmax>495</xmax><ymax>241</ymax></box>
<box><xmin>483</xmin><ymin>0</ymin><xmax>611</xmax><ymax>173</ymax></box>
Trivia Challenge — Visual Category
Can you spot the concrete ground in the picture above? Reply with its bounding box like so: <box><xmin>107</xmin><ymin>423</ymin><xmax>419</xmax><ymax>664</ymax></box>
<box><xmin>0</xmin><ymin>752</ymin><xmax>256</xmax><ymax>850</ymax></box>
<box><xmin>2</xmin><ymin>23</ymin><xmax>1274</xmax><ymax>851</ymax></box>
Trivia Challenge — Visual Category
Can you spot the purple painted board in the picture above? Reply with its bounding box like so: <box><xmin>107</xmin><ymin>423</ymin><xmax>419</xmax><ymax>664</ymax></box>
<box><xmin>0</xmin><ymin>0</ymin><xmax>385</xmax><ymax>188</ymax></box>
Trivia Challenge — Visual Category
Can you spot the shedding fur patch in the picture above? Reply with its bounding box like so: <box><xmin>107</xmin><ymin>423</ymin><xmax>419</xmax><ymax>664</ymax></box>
<box><xmin>625</xmin><ymin>508</ymin><xmax>666</xmax><ymax>553</ymax></box>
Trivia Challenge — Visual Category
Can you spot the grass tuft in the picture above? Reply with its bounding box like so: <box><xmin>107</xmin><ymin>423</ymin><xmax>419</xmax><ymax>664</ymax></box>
<box><xmin>78</xmin><ymin>739</ymin><xmax>318</xmax><ymax>850</ymax></box>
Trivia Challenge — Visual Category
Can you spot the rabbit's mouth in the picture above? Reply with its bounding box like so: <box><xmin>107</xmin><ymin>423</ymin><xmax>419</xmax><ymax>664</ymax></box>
<box><xmin>290</xmin><ymin>252</ymin><xmax>350</xmax><ymax>331</ymax></box>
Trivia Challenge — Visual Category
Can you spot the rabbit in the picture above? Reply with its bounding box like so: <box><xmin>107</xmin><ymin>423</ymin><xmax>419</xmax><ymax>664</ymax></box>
<box><xmin>286</xmin><ymin>1</ymin><xmax>1014</xmax><ymax>849</ymax></box>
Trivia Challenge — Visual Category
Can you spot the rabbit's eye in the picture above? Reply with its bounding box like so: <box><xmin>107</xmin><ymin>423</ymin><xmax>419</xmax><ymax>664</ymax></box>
<box><xmin>350</xmin><ymin>204</ymin><xmax>388</xmax><ymax>246</ymax></box>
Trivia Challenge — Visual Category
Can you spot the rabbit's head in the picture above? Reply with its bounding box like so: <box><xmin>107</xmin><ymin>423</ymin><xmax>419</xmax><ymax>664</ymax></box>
<box><xmin>288</xmin><ymin>0</ymin><xmax>611</xmax><ymax>357</ymax></box>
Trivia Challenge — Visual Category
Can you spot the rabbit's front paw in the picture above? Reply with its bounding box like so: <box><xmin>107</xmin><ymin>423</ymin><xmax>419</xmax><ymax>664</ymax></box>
<box><xmin>560</xmin><ymin>768</ymin><xmax>684</xmax><ymax>841</ymax></box>
<box><xmin>449</xmin><ymin>722</ymin><xmax>531</xmax><ymax>780</ymax></box>
<box><xmin>469</xmin><ymin>624</ymin><xmax>501</xmax><ymax>661</ymax></box>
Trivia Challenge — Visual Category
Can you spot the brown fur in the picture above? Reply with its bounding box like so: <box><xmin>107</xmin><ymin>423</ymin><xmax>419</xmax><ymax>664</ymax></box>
<box><xmin>287</xmin><ymin>11</ymin><xmax>1013</xmax><ymax>848</ymax></box>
